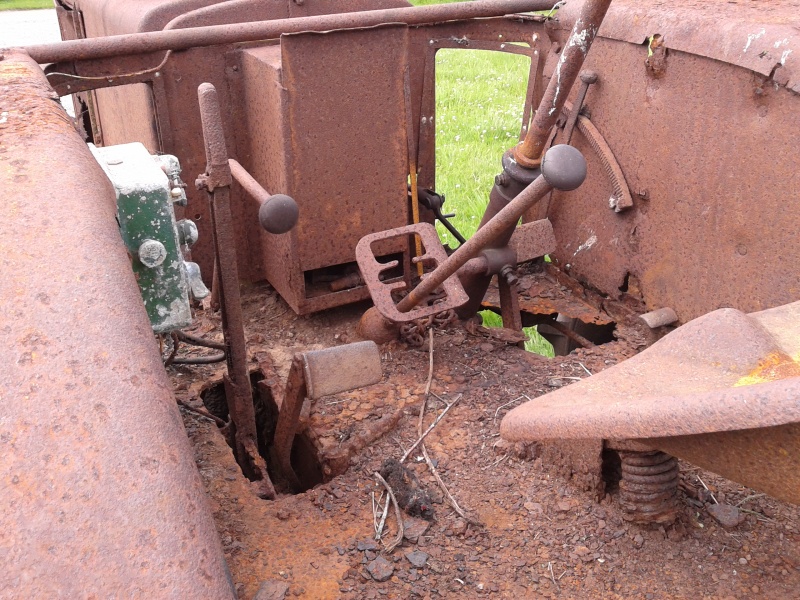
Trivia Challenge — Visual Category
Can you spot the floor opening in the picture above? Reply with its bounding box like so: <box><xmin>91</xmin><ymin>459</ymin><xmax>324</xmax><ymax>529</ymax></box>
<box><xmin>200</xmin><ymin>371</ymin><xmax>324</xmax><ymax>494</ymax></box>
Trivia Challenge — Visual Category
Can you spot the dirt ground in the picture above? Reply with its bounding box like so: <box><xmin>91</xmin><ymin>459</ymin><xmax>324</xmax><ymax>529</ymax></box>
<box><xmin>169</xmin><ymin>278</ymin><xmax>800</xmax><ymax>600</ymax></box>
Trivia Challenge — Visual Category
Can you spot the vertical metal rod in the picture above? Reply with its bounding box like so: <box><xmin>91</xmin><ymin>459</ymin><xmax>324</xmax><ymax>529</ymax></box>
<box><xmin>513</xmin><ymin>0</ymin><xmax>612</xmax><ymax>167</ymax></box>
<box><xmin>270</xmin><ymin>355</ymin><xmax>307</xmax><ymax>492</ymax></box>
<box><xmin>197</xmin><ymin>82</ymin><xmax>275</xmax><ymax>499</ymax></box>
<box><xmin>563</xmin><ymin>70</ymin><xmax>598</xmax><ymax>143</ymax></box>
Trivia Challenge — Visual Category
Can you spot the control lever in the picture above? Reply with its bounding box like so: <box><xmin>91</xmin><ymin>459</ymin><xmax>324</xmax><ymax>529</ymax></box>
<box><xmin>416</xmin><ymin>187</ymin><xmax>466</xmax><ymax>245</ymax></box>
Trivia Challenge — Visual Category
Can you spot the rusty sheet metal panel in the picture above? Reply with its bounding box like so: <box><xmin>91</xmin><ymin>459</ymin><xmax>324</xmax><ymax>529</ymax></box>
<box><xmin>281</xmin><ymin>27</ymin><xmax>410</xmax><ymax>273</ymax></box>
<box><xmin>0</xmin><ymin>52</ymin><xmax>233</xmax><ymax>598</ymax></box>
<box><xmin>540</xmin><ymin>1</ymin><xmax>800</xmax><ymax>323</ymax></box>
<box><xmin>580</xmin><ymin>0</ymin><xmax>800</xmax><ymax>94</ymax></box>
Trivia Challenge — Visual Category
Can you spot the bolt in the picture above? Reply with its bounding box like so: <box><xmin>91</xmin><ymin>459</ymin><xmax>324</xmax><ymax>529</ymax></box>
<box><xmin>494</xmin><ymin>172</ymin><xmax>509</xmax><ymax>187</ymax></box>
<box><xmin>500</xmin><ymin>265</ymin><xmax>519</xmax><ymax>289</ymax></box>
<box><xmin>580</xmin><ymin>70</ymin><xmax>599</xmax><ymax>85</ymax></box>
<box><xmin>170</xmin><ymin>187</ymin><xmax>183</xmax><ymax>198</ymax></box>
<box><xmin>177</xmin><ymin>220</ymin><xmax>199</xmax><ymax>247</ymax></box>
<box><xmin>138</xmin><ymin>239</ymin><xmax>167</xmax><ymax>268</ymax></box>
<box><xmin>736</xmin><ymin>244</ymin><xmax>748</xmax><ymax>256</ymax></box>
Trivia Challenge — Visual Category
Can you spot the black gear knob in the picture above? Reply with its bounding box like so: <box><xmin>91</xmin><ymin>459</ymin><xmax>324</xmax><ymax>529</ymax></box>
<box><xmin>541</xmin><ymin>144</ymin><xmax>587</xmax><ymax>191</ymax></box>
<box><xmin>259</xmin><ymin>194</ymin><xmax>299</xmax><ymax>234</ymax></box>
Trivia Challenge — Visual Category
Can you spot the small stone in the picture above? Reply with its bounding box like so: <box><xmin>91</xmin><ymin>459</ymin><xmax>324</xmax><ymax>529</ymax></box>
<box><xmin>739</xmin><ymin>558</ymin><xmax>748</xmax><ymax>565</ymax></box>
<box><xmin>357</xmin><ymin>539</ymin><xmax>378</xmax><ymax>551</ymax></box>
<box><xmin>633</xmin><ymin>534</ymin><xmax>644</xmax><ymax>547</ymax></box>
<box><xmin>574</xmin><ymin>546</ymin><xmax>590</xmax><ymax>557</ymax></box>
<box><xmin>275</xmin><ymin>508</ymin><xmax>291</xmax><ymax>521</ymax></box>
<box><xmin>707</xmin><ymin>503</ymin><xmax>745</xmax><ymax>528</ymax></box>
<box><xmin>479</xmin><ymin>343</ymin><xmax>494</xmax><ymax>353</ymax></box>
<box><xmin>403</xmin><ymin>517</ymin><xmax>431</xmax><ymax>543</ymax></box>
<box><xmin>253</xmin><ymin>580</ymin><xmax>290</xmax><ymax>600</ymax></box>
<box><xmin>524</xmin><ymin>502</ymin><xmax>543</xmax><ymax>514</ymax></box>
<box><xmin>405</xmin><ymin>551</ymin><xmax>429</xmax><ymax>568</ymax></box>
<box><xmin>366</xmin><ymin>557</ymin><xmax>394</xmax><ymax>582</ymax></box>
<box><xmin>556</xmin><ymin>500</ymin><xmax>572</xmax><ymax>512</ymax></box>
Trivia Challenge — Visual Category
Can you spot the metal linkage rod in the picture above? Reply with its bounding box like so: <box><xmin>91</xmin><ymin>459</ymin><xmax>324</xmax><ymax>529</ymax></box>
<box><xmin>24</xmin><ymin>0</ymin><xmax>556</xmax><ymax>64</ymax></box>
<box><xmin>197</xmin><ymin>82</ymin><xmax>276</xmax><ymax>499</ymax></box>
<box><xmin>514</xmin><ymin>0</ymin><xmax>612</xmax><ymax>167</ymax></box>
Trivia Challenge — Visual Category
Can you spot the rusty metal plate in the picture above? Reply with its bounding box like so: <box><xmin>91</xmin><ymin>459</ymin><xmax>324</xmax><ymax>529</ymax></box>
<box><xmin>501</xmin><ymin>302</ymin><xmax>800</xmax><ymax>440</ymax></box>
<box><xmin>0</xmin><ymin>52</ymin><xmax>233</xmax><ymax>598</ymax></box>
<box><xmin>281</xmin><ymin>27</ymin><xmax>410</xmax><ymax>273</ymax></box>
<box><xmin>561</xmin><ymin>0</ymin><xmax>800</xmax><ymax>93</ymax></box>
<box><xmin>484</xmin><ymin>270</ymin><xmax>613</xmax><ymax>326</ymax></box>
<box><xmin>507</xmin><ymin>217</ymin><xmax>557</xmax><ymax>263</ymax></box>
<box><xmin>540</xmin><ymin>19</ymin><xmax>800</xmax><ymax>322</ymax></box>
<box><xmin>303</xmin><ymin>341</ymin><xmax>382</xmax><ymax>400</ymax></box>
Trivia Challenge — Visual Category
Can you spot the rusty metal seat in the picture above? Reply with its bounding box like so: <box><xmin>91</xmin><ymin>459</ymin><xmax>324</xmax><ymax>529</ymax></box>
<box><xmin>500</xmin><ymin>301</ymin><xmax>800</xmax><ymax>505</ymax></box>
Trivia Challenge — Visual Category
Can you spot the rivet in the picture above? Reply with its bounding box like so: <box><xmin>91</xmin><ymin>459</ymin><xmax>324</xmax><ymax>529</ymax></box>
<box><xmin>736</xmin><ymin>244</ymin><xmax>748</xmax><ymax>256</ymax></box>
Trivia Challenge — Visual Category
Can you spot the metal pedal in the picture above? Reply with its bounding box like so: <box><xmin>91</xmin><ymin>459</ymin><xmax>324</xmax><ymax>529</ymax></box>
<box><xmin>355</xmin><ymin>223</ymin><xmax>468</xmax><ymax>323</ymax></box>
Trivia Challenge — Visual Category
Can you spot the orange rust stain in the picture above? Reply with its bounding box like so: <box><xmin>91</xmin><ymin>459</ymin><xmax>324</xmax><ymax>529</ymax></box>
<box><xmin>734</xmin><ymin>351</ymin><xmax>800</xmax><ymax>387</ymax></box>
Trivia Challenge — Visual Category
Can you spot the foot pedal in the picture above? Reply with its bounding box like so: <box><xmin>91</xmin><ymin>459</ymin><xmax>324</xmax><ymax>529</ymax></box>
<box><xmin>355</xmin><ymin>223</ymin><xmax>468</xmax><ymax>323</ymax></box>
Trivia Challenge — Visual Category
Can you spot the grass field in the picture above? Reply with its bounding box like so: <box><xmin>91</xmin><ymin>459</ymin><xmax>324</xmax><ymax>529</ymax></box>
<box><xmin>0</xmin><ymin>0</ymin><xmax>53</xmax><ymax>10</ymax></box>
<box><xmin>410</xmin><ymin>1</ymin><xmax>555</xmax><ymax>355</ymax></box>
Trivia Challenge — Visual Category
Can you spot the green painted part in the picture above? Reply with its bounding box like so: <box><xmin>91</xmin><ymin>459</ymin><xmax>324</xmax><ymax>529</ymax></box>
<box><xmin>91</xmin><ymin>143</ymin><xmax>191</xmax><ymax>333</ymax></box>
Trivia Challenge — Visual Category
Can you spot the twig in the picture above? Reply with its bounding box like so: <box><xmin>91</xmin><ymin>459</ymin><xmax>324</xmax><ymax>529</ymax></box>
<box><xmin>373</xmin><ymin>472</ymin><xmax>405</xmax><ymax>553</ymax></box>
<box><xmin>696</xmin><ymin>475</ymin><xmax>718</xmax><ymax>504</ymax></box>
<box><xmin>375</xmin><ymin>495</ymin><xmax>391</xmax><ymax>541</ymax></box>
<box><xmin>177</xmin><ymin>399</ymin><xmax>226</xmax><ymax>427</ymax></box>
<box><xmin>400</xmin><ymin>393</ymin><xmax>463</xmax><ymax>462</ymax></box>
<box><xmin>739</xmin><ymin>508</ymin><xmax>776</xmax><ymax>523</ymax></box>
<box><xmin>493</xmin><ymin>394</ymin><xmax>531</xmax><ymax>423</ymax></box>
<box><xmin>422</xmin><ymin>442</ymin><xmax>481</xmax><ymax>525</ymax></box>
<box><xmin>577</xmin><ymin>362</ymin><xmax>593</xmax><ymax>376</ymax></box>
<box><xmin>558</xmin><ymin>569</ymin><xmax>567</xmax><ymax>581</ymax></box>
<box><xmin>481</xmin><ymin>454</ymin><xmax>508</xmax><ymax>471</ymax></box>
<box><xmin>736</xmin><ymin>493</ymin><xmax>765</xmax><ymax>507</ymax></box>
<box><xmin>415</xmin><ymin>329</ymin><xmax>481</xmax><ymax>526</ymax></box>
<box><xmin>547</xmin><ymin>561</ymin><xmax>558</xmax><ymax>588</ymax></box>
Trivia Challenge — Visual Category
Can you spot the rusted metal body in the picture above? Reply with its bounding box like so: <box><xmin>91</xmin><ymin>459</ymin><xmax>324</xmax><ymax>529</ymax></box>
<box><xmin>0</xmin><ymin>51</ymin><xmax>233</xmax><ymax>598</ymax></box>
<box><xmin>31</xmin><ymin>0</ymin><xmax>554</xmax><ymax>315</ymax></box>
<box><xmin>534</xmin><ymin>0</ymin><xmax>800</xmax><ymax>323</ymax></box>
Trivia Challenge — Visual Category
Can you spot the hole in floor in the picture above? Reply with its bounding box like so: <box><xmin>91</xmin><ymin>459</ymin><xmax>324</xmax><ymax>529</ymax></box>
<box><xmin>601</xmin><ymin>448</ymin><xmax>622</xmax><ymax>494</ymax></box>
<box><xmin>536</xmin><ymin>316</ymin><xmax>617</xmax><ymax>356</ymax></box>
<box><xmin>200</xmin><ymin>371</ymin><xmax>324</xmax><ymax>494</ymax></box>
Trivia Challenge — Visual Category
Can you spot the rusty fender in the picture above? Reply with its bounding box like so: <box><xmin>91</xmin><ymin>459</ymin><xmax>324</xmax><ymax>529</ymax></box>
<box><xmin>0</xmin><ymin>51</ymin><xmax>234</xmax><ymax>598</ymax></box>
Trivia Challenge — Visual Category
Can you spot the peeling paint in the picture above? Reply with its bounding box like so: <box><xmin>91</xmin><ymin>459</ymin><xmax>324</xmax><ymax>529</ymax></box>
<box><xmin>573</xmin><ymin>234</ymin><xmax>597</xmax><ymax>256</ymax></box>
<box><xmin>743</xmin><ymin>28</ymin><xmax>765</xmax><ymax>53</ymax></box>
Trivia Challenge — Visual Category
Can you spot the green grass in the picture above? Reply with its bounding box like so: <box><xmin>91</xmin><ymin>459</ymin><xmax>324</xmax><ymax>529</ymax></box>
<box><xmin>0</xmin><ymin>0</ymin><xmax>53</xmax><ymax>10</ymax></box>
<box><xmin>409</xmin><ymin>1</ymin><xmax>555</xmax><ymax>357</ymax></box>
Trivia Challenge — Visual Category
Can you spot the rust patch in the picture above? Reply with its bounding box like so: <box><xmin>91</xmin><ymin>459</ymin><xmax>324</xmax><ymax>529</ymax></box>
<box><xmin>735</xmin><ymin>351</ymin><xmax>800</xmax><ymax>388</ymax></box>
